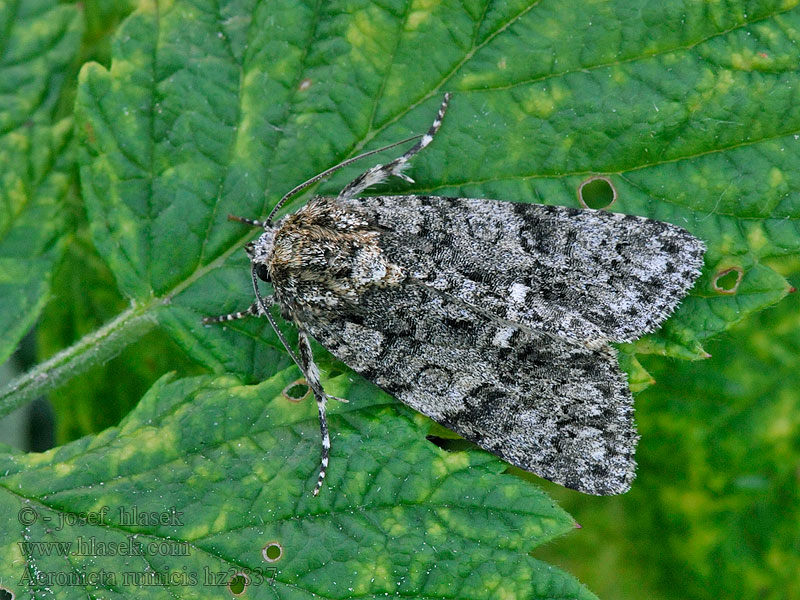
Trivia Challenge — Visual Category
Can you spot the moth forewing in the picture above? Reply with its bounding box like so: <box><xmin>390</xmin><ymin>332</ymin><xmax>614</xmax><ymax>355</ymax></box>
<box><xmin>204</xmin><ymin>94</ymin><xmax>706</xmax><ymax>496</ymax></box>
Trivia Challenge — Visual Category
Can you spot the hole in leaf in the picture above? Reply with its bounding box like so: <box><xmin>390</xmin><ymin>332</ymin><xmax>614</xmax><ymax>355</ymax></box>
<box><xmin>298</xmin><ymin>78</ymin><xmax>312</xmax><ymax>91</ymax></box>
<box><xmin>0</xmin><ymin>587</ymin><xmax>15</xmax><ymax>600</ymax></box>
<box><xmin>712</xmin><ymin>267</ymin><xmax>743</xmax><ymax>294</ymax></box>
<box><xmin>282</xmin><ymin>379</ymin><xmax>310</xmax><ymax>402</ymax></box>
<box><xmin>262</xmin><ymin>541</ymin><xmax>283</xmax><ymax>563</ymax></box>
<box><xmin>578</xmin><ymin>176</ymin><xmax>616</xmax><ymax>209</ymax></box>
<box><xmin>228</xmin><ymin>573</ymin><xmax>248</xmax><ymax>596</ymax></box>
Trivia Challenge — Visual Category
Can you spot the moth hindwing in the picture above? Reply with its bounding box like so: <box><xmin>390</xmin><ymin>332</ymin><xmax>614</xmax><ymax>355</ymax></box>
<box><xmin>204</xmin><ymin>93</ymin><xmax>706</xmax><ymax>496</ymax></box>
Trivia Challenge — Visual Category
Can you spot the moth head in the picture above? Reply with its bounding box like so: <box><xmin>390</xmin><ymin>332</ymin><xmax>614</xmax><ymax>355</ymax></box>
<box><xmin>245</xmin><ymin>227</ymin><xmax>276</xmax><ymax>283</ymax></box>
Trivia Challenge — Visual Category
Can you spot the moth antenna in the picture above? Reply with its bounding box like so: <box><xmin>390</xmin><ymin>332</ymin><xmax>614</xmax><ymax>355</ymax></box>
<box><xmin>265</xmin><ymin>134</ymin><xmax>424</xmax><ymax>223</ymax></box>
<box><xmin>250</xmin><ymin>266</ymin><xmax>303</xmax><ymax>368</ymax></box>
<box><xmin>251</xmin><ymin>261</ymin><xmax>333</xmax><ymax>496</ymax></box>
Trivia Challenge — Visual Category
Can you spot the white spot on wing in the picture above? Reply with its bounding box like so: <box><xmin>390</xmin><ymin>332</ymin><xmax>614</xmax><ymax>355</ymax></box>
<box><xmin>509</xmin><ymin>282</ymin><xmax>529</xmax><ymax>304</ymax></box>
<box><xmin>492</xmin><ymin>326</ymin><xmax>515</xmax><ymax>348</ymax></box>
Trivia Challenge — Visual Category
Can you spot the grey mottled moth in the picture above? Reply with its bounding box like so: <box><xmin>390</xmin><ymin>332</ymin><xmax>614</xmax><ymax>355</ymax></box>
<box><xmin>204</xmin><ymin>94</ymin><xmax>706</xmax><ymax>496</ymax></box>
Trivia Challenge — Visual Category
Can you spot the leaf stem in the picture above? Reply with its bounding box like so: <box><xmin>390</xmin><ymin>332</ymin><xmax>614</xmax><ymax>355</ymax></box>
<box><xmin>0</xmin><ymin>304</ymin><xmax>157</xmax><ymax>418</ymax></box>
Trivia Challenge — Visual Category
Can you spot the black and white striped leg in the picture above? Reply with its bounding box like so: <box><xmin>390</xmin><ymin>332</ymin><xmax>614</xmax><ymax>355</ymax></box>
<box><xmin>227</xmin><ymin>214</ymin><xmax>269</xmax><ymax>227</ymax></box>
<box><xmin>337</xmin><ymin>93</ymin><xmax>451</xmax><ymax>201</ymax></box>
<box><xmin>297</xmin><ymin>330</ymin><xmax>331</xmax><ymax>496</ymax></box>
<box><xmin>202</xmin><ymin>301</ymin><xmax>262</xmax><ymax>324</ymax></box>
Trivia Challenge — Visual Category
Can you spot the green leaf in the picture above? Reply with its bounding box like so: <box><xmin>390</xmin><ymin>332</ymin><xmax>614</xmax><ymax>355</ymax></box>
<box><xmin>6</xmin><ymin>1</ymin><xmax>800</xmax><ymax>595</ymax></box>
<box><xmin>0</xmin><ymin>0</ymin><xmax>83</xmax><ymax>365</ymax></box>
<box><xmin>79</xmin><ymin>0</ymin><xmax>139</xmax><ymax>61</ymax></box>
<box><xmin>0</xmin><ymin>368</ymin><xmax>594</xmax><ymax>599</ymax></box>
<box><xmin>34</xmin><ymin>232</ymin><xmax>206</xmax><ymax>442</ymax></box>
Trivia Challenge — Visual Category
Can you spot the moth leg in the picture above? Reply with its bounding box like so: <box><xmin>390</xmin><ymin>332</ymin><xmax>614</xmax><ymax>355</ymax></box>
<box><xmin>337</xmin><ymin>93</ymin><xmax>451</xmax><ymax>201</ymax></box>
<box><xmin>202</xmin><ymin>302</ymin><xmax>262</xmax><ymax>324</ymax></box>
<box><xmin>205</xmin><ymin>296</ymin><xmax>332</xmax><ymax>494</ymax></box>
<box><xmin>297</xmin><ymin>330</ymin><xmax>332</xmax><ymax>496</ymax></box>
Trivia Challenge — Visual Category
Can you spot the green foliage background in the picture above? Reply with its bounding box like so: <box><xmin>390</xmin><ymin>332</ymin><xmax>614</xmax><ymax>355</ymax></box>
<box><xmin>1</xmin><ymin>0</ymin><xmax>799</xmax><ymax>598</ymax></box>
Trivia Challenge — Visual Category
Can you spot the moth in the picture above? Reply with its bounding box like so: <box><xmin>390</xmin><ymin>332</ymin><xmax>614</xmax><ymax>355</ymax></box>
<box><xmin>204</xmin><ymin>94</ymin><xmax>706</xmax><ymax>496</ymax></box>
